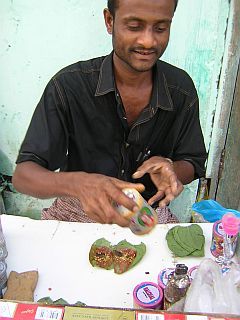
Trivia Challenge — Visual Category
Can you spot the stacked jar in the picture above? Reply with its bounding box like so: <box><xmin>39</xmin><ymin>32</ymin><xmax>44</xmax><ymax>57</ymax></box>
<box><xmin>0</xmin><ymin>215</ymin><xmax>8</xmax><ymax>298</ymax></box>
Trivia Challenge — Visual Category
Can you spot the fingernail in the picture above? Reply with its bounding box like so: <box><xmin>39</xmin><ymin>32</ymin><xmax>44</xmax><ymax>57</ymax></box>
<box><xmin>132</xmin><ymin>171</ymin><xmax>140</xmax><ymax>177</ymax></box>
<box><xmin>133</xmin><ymin>205</ymin><xmax>139</xmax><ymax>212</ymax></box>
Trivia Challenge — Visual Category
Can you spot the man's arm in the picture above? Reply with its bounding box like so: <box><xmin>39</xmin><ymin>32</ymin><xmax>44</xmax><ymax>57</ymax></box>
<box><xmin>132</xmin><ymin>156</ymin><xmax>195</xmax><ymax>207</ymax></box>
<box><xmin>13</xmin><ymin>161</ymin><xmax>145</xmax><ymax>226</ymax></box>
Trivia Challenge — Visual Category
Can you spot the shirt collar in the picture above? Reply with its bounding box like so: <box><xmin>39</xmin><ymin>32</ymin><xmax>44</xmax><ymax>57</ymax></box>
<box><xmin>95</xmin><ymin>52</ymin><xmax>173</xmax><ymax>111</ymax></box>
<box><xmin>95</xmin><ymin>52</ymin><xmax>115</xmax><ymax>96</ymax></box>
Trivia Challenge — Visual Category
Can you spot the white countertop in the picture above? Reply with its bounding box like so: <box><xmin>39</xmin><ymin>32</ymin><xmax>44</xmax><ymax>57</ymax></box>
<box><xmin>1</xmin><ymin>214</ymin><xmax>214</xmax><ymax>308</ymax></box>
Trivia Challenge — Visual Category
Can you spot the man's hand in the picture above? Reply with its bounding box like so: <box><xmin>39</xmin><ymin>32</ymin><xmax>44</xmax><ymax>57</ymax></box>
<box><xmin>13</xmin><ymin>162</ymin><xmax>145</xmax><ymax>227</ymax></box>
<box><xmin>132</xmin><ymin>156</ymin><xmax>184</xmax><ymax>207</ymax></box>
<box><xmin>65</xmin><ymin>172</ymin><xmax>145</xmax><ymax>227</ymax></box>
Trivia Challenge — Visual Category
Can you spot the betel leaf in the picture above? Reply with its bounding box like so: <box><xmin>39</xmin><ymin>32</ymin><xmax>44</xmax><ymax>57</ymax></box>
<box><xmin>166</xmin><ymin>227</ymin><xmax>190</xmax><ymax>257</ymax></box>
<box><xmin>166</xmin><ymin>225</ymin><xmax>205</xmax><ymax>257</ymax></box>
<box><xmin>191</xmin><ymin>247</ymin><xmax>205</xmax><ymax>257</ymax></box>
<box><xmin>90</xmin><ymin>237</ymin><xmax>112</xmax><ymax>248</ymax></box>
<box><xmin>53</xmin><ymin>298</ymin><xmax>69</xmax><ymax>305</ymax></box>
<box><xmin>38</xmin><ymin>297</ymin><xmax>87</xmax><ymax>306</ymax></box>
<box><xmin>188</xmin><ymin>224</ymin><xmax>205</xmax><ymax>250</ymax></box>
<box><xmin>37</xmin><ymin>297</ymin><xmax>53</xmax><ymax>304</ymax></box>
<box><xmin>73</xmin><ymin>301</ymin><xmax>87</xmax><ymax>307</ymax></box>
<box><xmin>89</xmin><ymin>238</ymin><xmax>113</xmax><ymax>270</ymax></box>
<box><xmin>172</xmin><ymin>226</ymin><xmax>196</xmax><ymax>254</ymax></box>
<box><xmin>113</xmin><ymin>240</ymin><xmax>146</xmax><ymax>274</ymax></box>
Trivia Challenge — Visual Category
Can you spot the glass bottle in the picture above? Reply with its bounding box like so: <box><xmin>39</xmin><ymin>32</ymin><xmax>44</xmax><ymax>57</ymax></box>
<box><xmin>164</xmin><ymin>264</ymin><xmax>190</xmax><ymax>304</ymax></box>
<box><xmin>222</xmin><ymin>213</ymin><xmax>239</xmax><ymax>261</ymax></box>
<box><xmin>216</xmin><ymin>213</ymin><xmax>240</xmax><ymax>273</ymax></box>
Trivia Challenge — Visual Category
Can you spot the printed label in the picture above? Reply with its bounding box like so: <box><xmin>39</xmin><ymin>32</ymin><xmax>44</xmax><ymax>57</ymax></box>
<box><xmin>158</xmin><ymin>269</ymin><xmax>174</xmax><ymax>288</ymax></box>
<box><xmin>136</xmin><ymin>284</ymin><xmax>160</xmax><ymax>304</ymax></box>
<box><xmin>35</xmin><ymin>306</ymin><xmax>64</xmax><ymax>320</ymax></box>
<box><xmin>0</xmin><ymin>301</ymin><xmax>17</xmax><ymax>318</ymax></box>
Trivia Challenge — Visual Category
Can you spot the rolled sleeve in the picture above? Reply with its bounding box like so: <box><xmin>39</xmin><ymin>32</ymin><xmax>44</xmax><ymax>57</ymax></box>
<box><xmin>173</xmin><ymin>98</ymin><xmax>207</xmax><ymax>179</ymax></box>
<box><xmin>16</xmin><ymin>79</ymin><xmax>69</xmax><ymax>171</ymax></box>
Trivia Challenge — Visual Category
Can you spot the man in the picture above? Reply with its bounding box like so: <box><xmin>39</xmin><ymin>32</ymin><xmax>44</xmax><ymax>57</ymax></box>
<box><xmin>12</xmin><ymin>0</ymin><xmax>207</xmax><ymax>226</ymax></box>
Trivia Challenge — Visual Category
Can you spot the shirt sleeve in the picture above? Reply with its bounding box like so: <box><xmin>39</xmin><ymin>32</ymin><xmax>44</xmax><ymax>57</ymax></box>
<box><xmin>16</xmin><ymin>78</ymin><xmax>69</xmax><ymax>171</ymax></box>
<box><xmin>173</xmin><ymin>96</ymin><xmax>207</xmax><ymax>179</ymax></box>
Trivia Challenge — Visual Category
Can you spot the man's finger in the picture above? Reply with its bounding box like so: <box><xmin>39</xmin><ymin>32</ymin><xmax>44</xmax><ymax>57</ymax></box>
<box><xmin>169</xmin><ymin>174</ymin><xmax>179</xmax><ymax>194</ymax></box>
<box><xmin>158</xmin><ymin>197</ymin><xmax>171</xmax><ymax>208</ymax></box>
<box><xmin>148</xmin><ymin>190</ymin><xmax>165</xmax><ymax>206</ymax></box>
<box><xmin>116</xmin><ymin>181</ymin><xmax>145</xmax><ymax>193</ymax></box>
<box><xmin>132</xmin><ymin>165</ymin><xmax>159</xmax><ymax>178</ymax></box>
<box><xmin>157</xmin><ymin>187</ymin><xmax>176</xmax><ymax>208</ymax></box>
<box><xmin>169</xmin><ymin>175</ymin><xmax>183</xmax><ymax>196</ymax></box>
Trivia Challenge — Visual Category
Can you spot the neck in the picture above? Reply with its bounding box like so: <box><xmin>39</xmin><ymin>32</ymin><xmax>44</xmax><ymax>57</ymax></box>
<box><xmin>113</xmin><ymin>53</ymin><xmax>153</xmax><ymax>88</ymax></box>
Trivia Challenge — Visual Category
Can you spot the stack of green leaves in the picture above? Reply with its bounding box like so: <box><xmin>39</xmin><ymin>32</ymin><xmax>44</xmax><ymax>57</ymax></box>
<box><xmin>166</xmin><ymin>224</ymin><xmax>205</xmax><ymax>257</ymax></box>
<box><xmin>37</xmin><ymin>297</ymin><xmax>86</xmax><ymax>306</ymax></box>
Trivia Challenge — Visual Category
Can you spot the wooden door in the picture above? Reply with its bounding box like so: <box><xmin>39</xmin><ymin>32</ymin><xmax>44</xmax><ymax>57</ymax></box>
<box><xmin>216</xmin><ymin>62</ymin><xmax>240</xmax><ymax>210</ymax></box>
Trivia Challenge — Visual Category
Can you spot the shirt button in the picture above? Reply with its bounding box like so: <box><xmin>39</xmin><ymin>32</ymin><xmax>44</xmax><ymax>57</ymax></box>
<box><xmin>125</xmin><ymin>143</ymin><xmax>130</xmax><ymax>148</ymax></box>
<box><xmin>121</xmin><ymin>169</ymin><xmax>125</xmax><ymax>175</ymax></box>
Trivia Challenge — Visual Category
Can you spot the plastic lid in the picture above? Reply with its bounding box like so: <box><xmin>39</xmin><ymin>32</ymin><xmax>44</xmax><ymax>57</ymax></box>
<box><xmin>157</xmin><ymin>268</ymin><xmax>175</xmax><ymax>289</ymax></box>
<box><xmin>188</xmin><ymin>265</ymin><xmax>199</xmax><ymax>281</ymax></box>
<box><xmin>133</xmin><ymin>282</ymin><xmax>163</xmax><ymax>309</ymax></box>
<box><xmin>221</xmin><ymin>213</ymin><xmax>240</xmax><ymax>236</ymax></box>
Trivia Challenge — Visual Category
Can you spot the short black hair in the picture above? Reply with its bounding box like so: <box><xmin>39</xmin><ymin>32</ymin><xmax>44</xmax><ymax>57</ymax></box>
<box><xmin>107</xmin><ymin>0</ymin><xmax>179</xmax><ymax>17</ymax></box>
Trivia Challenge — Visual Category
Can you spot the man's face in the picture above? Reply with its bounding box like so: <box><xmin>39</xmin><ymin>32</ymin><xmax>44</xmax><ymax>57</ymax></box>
<box><xmin>104</xmin><ymin>0</ymin><xmax>175</xmax><ymax>73</ymax></box>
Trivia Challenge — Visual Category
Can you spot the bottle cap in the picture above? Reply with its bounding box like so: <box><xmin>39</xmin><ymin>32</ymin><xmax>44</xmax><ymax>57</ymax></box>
<box><xmin>221</xmin><ymin>213</ymin><xmax>240</xmax><ymax>236</ymax></box>
<box><xmin>175</xmin><ymin>264</ymin><xmax>188</xmax><ymax>275</ymax></box>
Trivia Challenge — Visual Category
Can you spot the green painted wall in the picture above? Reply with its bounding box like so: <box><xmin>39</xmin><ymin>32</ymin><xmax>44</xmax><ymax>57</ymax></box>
<box><xmin>0</xmin><ymin>0</ymin><xmax>231</xmax><ymax>221</ymax></box>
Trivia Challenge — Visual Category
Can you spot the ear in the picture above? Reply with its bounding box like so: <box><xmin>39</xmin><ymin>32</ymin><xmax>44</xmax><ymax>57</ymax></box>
<box><xmin>103</xmin><ymin>8</ymin><xmax>113</xmax><ymax>34</ymax></box>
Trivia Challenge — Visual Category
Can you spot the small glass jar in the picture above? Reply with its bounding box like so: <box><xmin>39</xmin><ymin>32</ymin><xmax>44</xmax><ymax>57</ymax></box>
<box><xmin>164</xmin><ymin>264</ymin><xmax>190</xmax><ymax>304</ymax></box>
<box><xmin>115</xmin><ymin>188</ymin><xmax>158</xmax><ymax>235</ymax></box>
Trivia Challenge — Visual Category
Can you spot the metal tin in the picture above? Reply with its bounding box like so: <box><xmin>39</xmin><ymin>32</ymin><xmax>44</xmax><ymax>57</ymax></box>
<box><xmin>133</xmin><ymin>282</ymin><xmax>163</xmax><ymax>309</ymax></box>
<box><xmin>210</xmin><ymin>220</ymin><xmax>238</xmax><ymax>258</ymax></box>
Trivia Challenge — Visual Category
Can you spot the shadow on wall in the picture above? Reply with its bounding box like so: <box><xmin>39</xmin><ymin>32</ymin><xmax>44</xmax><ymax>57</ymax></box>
<box><xmin>0</xmin><ymin>149</ymin><xmax>53</xmax><ymax>219</ymax></box>
<box><xmin>0</xmin><ymin>149</ymin><xmax>11</xmax><ymax>214</ymax></box>
<box><xmin>0</xmin><ymin>149</ymin><xmax>13</xmax><ymax>176</ymax></box>
<box><xmin>3</xmin><ymin>191</ymin><xmax>54</xmax><ymax>220</ymax></box>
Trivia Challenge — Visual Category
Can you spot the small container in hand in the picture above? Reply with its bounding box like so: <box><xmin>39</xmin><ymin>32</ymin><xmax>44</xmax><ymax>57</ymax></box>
<box><xmin>116</xmin><ymin>188</ymin><xmax>158</xmax><ymax>235</ymax></box>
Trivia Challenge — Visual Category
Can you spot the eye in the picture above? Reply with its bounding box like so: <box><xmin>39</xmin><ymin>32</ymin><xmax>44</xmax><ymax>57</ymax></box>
<box><xmin>127</xmin><ymin>25</ymin><xmax>141</xmax><ymax>31</ymax></box>
<box><xmin>155</xmin><ymin>24</ymin><xmax>169</xmax><ymax>33</ymax></box>
<box><xmin>156</xmin><ymin>27</ymin><xmax>166</xmax><ymax>32</ymax></box>
<box><xmin>128</xmin><ymin>26</ymin><xmax>140</xmax><ymax>31</ymax></box>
